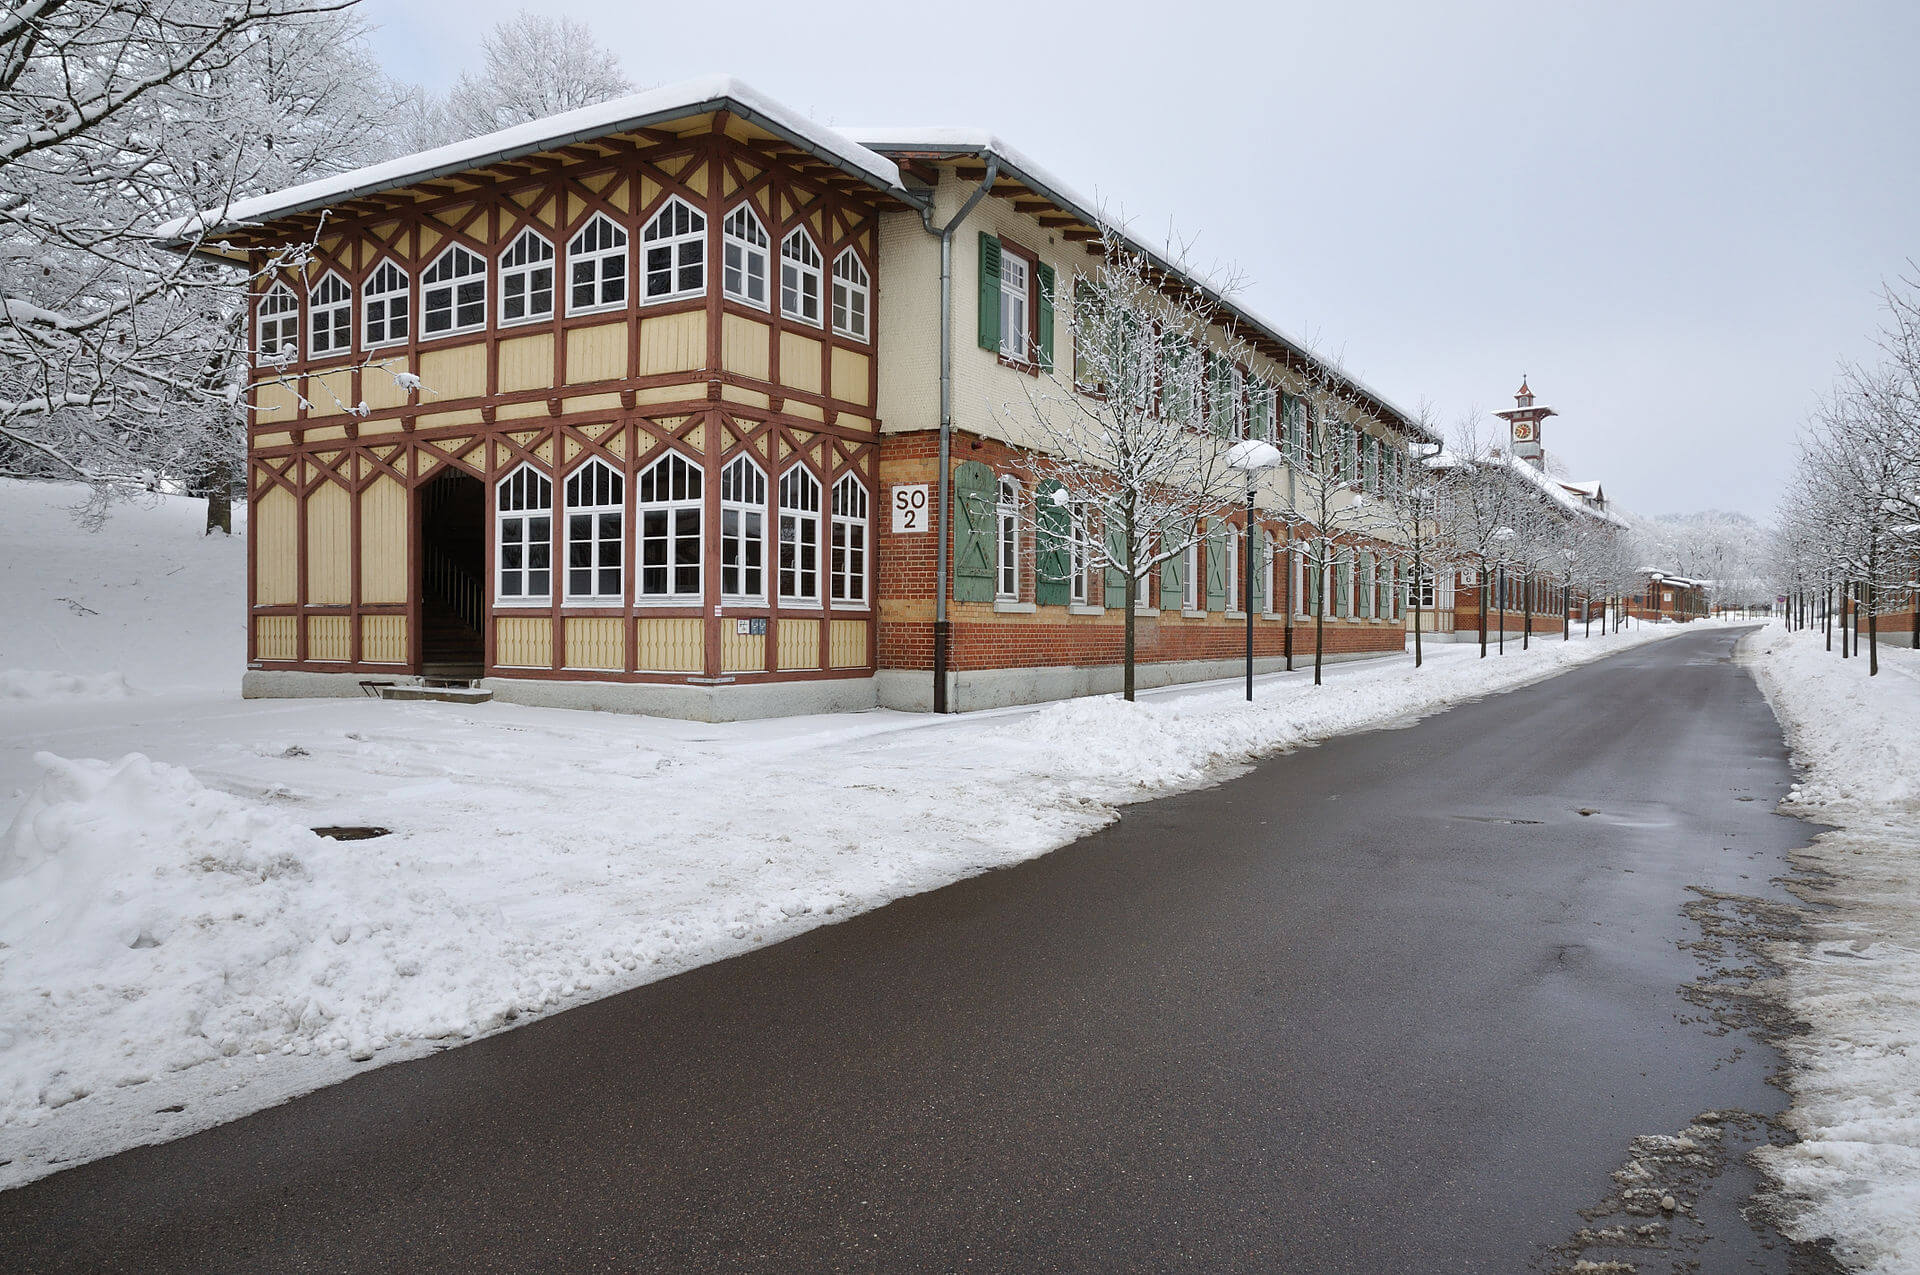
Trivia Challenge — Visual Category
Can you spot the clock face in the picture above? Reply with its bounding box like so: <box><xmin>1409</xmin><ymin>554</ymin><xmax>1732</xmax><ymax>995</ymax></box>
<box><xmin>1513</xmin><ymin>421</ymin><xmax>1535</xmax><ymax>442</ymax></box>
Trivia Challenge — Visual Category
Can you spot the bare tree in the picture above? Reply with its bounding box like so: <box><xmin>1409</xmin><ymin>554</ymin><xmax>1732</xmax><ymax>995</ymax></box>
<box><xmin>404</xmin><ymin>12</ymin><xmax>635</xmax><ymax>149</ymax></box>
<box><xmin>1368</xmin><ymin>409</ymin><xmax>1451</xmax><ymax>667</ymax></box>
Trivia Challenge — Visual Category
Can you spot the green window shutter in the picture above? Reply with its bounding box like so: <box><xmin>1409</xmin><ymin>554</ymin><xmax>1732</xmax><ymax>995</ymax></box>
<box><xmin>1103</xmin><ymin>516</ymin><xmax>1128</xmax><ymax>605</ymax></box>
<box><xmin>1359</xmin><ymin>551</ymin><xmax>1373</xmax><ymax>617</ymax></box>
<box><xmin>1073</xmin><ymin>279</ymin><xmax>1096</xmax><ymax>387</ymax></box>
<box><xmin>951</xmin><ymin>460</ymin><xmax>996</xmax><ymax>602</ymax></box>
<box><xmin>1337</xmin><ymin>553</ymin><xmax>1352</xmax><ymax>616</ymax></box>
<box><xmin>1160</xmin><ymin>521</ymin><xmax>1183</xmax><ymax>609</ymax></box>
<box><xmin>1205</xmin><ymin>523</ymin><xmax>1227</xmax><ymax>610</ymax></box>
<box><xmin>1308</xmin><ymin>547</ymin><xmax>1322</xmax><ymax>614</ymax></box>
<box><xmin>1034</xmin><ymin>479</ymin><xmax>1069</xmax><ymax>606</ymax></box>
<box><xmin>1035</xmin><ymin>263</ymin><xmax>1056</xmax><ymax>371</ymax></box>
<box><xmin>977</xmin><ymin>233</ymin><xmax>1001</xmax><ymax>352</ymax></box>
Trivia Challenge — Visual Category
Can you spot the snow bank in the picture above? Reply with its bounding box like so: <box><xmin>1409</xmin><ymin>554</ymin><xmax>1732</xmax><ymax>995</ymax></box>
<box><xmin>0</xmin><ymin>670</ymin><xmax>135</xmax><ymax>701</ymax></box>
<box><xmin>1746</xmin><ymin>628</ymin><xmax>1920</xmax><ymax>1274</ymax></box>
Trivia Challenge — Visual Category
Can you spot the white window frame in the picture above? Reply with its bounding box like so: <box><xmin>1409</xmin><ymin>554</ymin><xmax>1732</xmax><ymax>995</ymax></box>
<box><xmin>495</xmin><ymin>464</ymin><xmax>553</xmax><ymax>605</ymax></box>
<box><xmin>255</xmin><ymin>282</ymin><xmax>299</xmax><ymax>366</ymax></box>
<box><xmin>637</xmin><ymin>451</ymin><xmax>704</xmax><ymax>601</ymax></box>
<box><xmin>421</xmin><ymin>243</ymin><xmax>487</xmax><ymax>338</ymax></box>
<box><xmin>1226</xmin><ymin>526</ymin><xmax>1240</xmax><ymax>611</ymax></box>
<box><xmin>996</xmin><ymin>477</ymin><xmax>1021</xmax><ymax>600</ymax></box>
<box><xmin>499</xmin><ymin>227</ymin><xmax>556</xmax><ymax>327</ymax></box>
<box><xmin>778</xmin><ymin>465</ymin><xmax>823</xmax><ymax>604</ymax></box>
<box><xmin>1069</xmin><ymin>505</ymin><xmax>1092</xmax><ymax>605</ymax></box>
<box><xmin>1183</xmin><ymin>538</ymin><xmax>1200</xmax><ymax>610</ymax></box>
<box><xmin>719</xmin><ymin>455</ymin><xmax>767</xmax><ymax>603</ymax></box>
<box><xmin>1263</xmin><ymin>531</ymin><xmax>1276</xmax><ymax>614</ymax></box>
<box><xmin>563</xmin><ymin>458</ymin><xmax>624</xmax><ymax>602</ymax></box>
<box><xmin>998</xmin><ymin>251</ymin><xmax>1029</xmax><ymax>362</ymax></box>
<box><xmin>1358</xmin><ymin>550</ymin><xmax>1374</xmax><ymax>618</ymax></box>
<box><xmin>641</xmin><ymin>196</ymin><xmax>706</xmax><ymax>304</ymax></box>
<box><xmin>567</xmin><ymin>213</ymin><xmax>629</xmax><ymax>316</ymax></box>
<box><xmin>831</xmin><ymin>248</ymin><xmax>870</xmax><ymax>342</ymax></box>
<box><xmin>1292</xmin><ymin>543</ymin><xmax>1308</xmax><ymax>617</ymax></box>
<box><xmin>780</xmin><ymin>227</ymin><xmax>824</xmax><ymax>327</ymax></box>
<box><xmin>721</xmin><ymin>202</ymin><xmax>770</xmax><ymax>310</ymax></box>
<box><xmin>362</xmin><ymin>260</ymin><xmax>410</xmax><ymax>349</ymax></box>
<box><xmin>830</xmin><ymin>474</ymin><xmax>869</xmax><ymax>606</ymax></box>
<box><xmin>308</xmin><ymin>272</ymin><xmax>352</xmax><ymax>359</ymax></box>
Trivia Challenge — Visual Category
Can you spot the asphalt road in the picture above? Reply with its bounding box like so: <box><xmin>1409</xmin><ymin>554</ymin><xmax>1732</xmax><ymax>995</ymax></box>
<box><xmin>1</xmin><ymin>627</ymin><xmax>1839</xmax><ymax>1272</ymax></box>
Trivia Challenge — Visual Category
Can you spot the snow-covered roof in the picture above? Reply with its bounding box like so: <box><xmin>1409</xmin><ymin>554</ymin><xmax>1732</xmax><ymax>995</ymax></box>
<box><xmin>1493</xmin><ymin>403</ymin><xmax>1556</xmax><ymax>416</ymax></box>
<box><xmin>156</xmin><ymin>75</ymin><xmax>914</xmax><ymax>242</ymax></box>
<box><xmin>1561</xmin><ymin>479</ymin><xmax>1603</xmax><ymax>497</ymax></box>
<box><xmin>843</xmin><ymin>126</ymin><xmax>1436</xmax><ymax>442</ymax></box>
<box><xmin>1502</xmin><ymin>454</ymin><xmax>1626</xmax><ymax>527</ymax></box>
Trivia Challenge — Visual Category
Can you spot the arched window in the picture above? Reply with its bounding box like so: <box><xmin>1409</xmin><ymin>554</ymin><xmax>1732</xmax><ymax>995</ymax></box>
<box><xmin>308</xmin><ymin>273</ymin><xmax>352</xmax><ymax>358</ymax></box>
<box><xmin>363</xmin><ymin>260</ymin><xmax>409</xmax><ymax>347</ymax></box>
<box><xmin>637</xmin><ymin>451</ymin><xmax>703</xmax><ymax>598</ymax></box>
<box><xmin>564</xmin><ymin>459</ymin><xmax>624</xmax><ymax>599</ymax></box>
<box><xmin>996</xmin><ymin>477</ymin><xmax>1021</xmax><ymax>600</ymax></box>
<box><xmin>830</xmin><ymin>474</ymin><xmax>868</xmax><ymax>605</ymax></box>
<box><xmin>496</xmin><ymin>465</ymin><xmax>552</xmax><ymax>602</ymax></box>
<box><xmin>422</xmin><ymin>244</ymin><xmax>487</xmax><ymax>336</ymax></box>
<box><xmin>831</xmin><ymin>249</ymin><xmax>870</xmax><ymax>342</ymax></box>
<box><xmin>255</xmin><ymin>282</ymin><xmax>298</xmax><ymax>365</ymax></box>
<box><xmin>778</xmin><ymin>466</ymin><xmax>822</xmax><ymax>603</ymax></box>
<box><xmin>568</xmin><ymin>213</ymin><xmax>627</xmax><ymax>313</ymax></box>
<box><xmin>721</xmin><ymin>203</ymin><xmax>769</xmax><ymax>309</ymax></box>
<box><xmin>719</xmin><ymin>455</ymin><xmax>766</xmax><ymax>601</ymax></box>
<box><xmin>780</xmin><ymin>228</ymin><xmax>823</xmax><ymax>326</ymax></box>
<box><xmin>499</xmin><ymin>228</ymin><xmax>555</xmax><ymax>325</ymax></box>
<box><xmin>641</xmin><ymin>197</ymin><xmax>705</xmax><ymax>302</ymax></box>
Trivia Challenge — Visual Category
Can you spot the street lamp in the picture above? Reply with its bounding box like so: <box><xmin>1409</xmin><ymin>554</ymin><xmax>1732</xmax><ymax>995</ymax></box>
<box><xmin>1226</xmin><ymin>439</ymin><xmax>1286</xmax><ymax>700</ymax></box>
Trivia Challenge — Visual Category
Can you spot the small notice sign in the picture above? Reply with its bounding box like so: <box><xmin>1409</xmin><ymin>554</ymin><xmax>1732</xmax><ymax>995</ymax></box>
<box><xmin>892</xmin><ymin>484</ymin><xmax>929</xmax><ymax>533</ymax></box>
<box><xmin>734</xmin><ymin>618</ymin><xmax>767</xmax><ymax>636</ymax></box>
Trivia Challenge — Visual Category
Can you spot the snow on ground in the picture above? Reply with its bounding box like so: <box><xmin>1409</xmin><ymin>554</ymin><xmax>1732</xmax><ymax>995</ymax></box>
<box><xmin>0</xmin><ymin>478</ymin><xmax>1703</xmax><ymax>1189</ymax></box>
<box><xmin>1745</xmin><ymin>627</ymin><xmax>1920</xmax><ymax>1275</ymax></box>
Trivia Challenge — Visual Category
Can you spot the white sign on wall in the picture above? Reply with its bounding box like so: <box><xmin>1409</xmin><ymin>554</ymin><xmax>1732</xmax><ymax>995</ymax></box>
<box><xmin>892</xmin><ymin>484</ymin><xmax>930</xmax><ymax>533</ymax></box>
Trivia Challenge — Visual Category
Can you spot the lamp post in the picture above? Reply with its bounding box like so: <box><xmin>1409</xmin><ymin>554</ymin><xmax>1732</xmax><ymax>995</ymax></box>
<box><xmin>1226</xmin><ymin>439</ymin><xmax>1286</xmax><ymax>701</ymax></box>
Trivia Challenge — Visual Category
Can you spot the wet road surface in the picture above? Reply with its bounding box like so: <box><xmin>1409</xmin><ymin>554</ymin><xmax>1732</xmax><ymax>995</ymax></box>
<box><xmin>0</xmin><ymin>627</ymin><xmax>1838</xmax><ymax>1272</ymax></box>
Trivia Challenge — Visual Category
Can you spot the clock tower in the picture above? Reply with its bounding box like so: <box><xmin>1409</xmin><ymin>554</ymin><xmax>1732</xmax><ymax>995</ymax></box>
<box><xmin>1493</xmin><ymin>376</ymin><xmax>1556</xmax><ymax>468</ymax></box>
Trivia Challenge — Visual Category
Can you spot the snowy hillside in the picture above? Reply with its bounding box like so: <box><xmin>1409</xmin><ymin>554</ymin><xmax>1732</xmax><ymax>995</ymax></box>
<box><xmin>0</xmin><ymin>480</ymin><xmax>245</xmax><ymax>698</ymax></box>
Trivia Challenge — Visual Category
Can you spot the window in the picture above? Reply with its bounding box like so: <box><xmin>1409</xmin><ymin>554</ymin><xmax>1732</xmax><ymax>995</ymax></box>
<box><xmin>1418</xmin><ymin>569</ymin><xmax>1437</xmax><ymax>610</ymax></box>
<box><xmin>1337</xmin><ymin>550</ymin><xmax>1354</xmax><ymax>617</ymax></box>
<box><xmin>1292</xmin><ymin>543</ymin><xmax>1307</xmax><ymax>617</ymax></box>
<box><xmin>499</xmin><ymin>228</ymin><xmax>555</xmax><ymax>325</ymax></box>
<box><xmin>255</xmin><ymin>283</ymin><xmax>298</xmax><ymax>365</ymax></box>
<box><xmin>642</xmin><ymin>197</ymin><xmax>706</xmax><ymax>302</ymax></box>
<box><xmin>720</xmin><ymin>455</ymin><xmax>766</xmax><ymax>601</ymax></box>
<box><xmin>1162</xmin><ymin>336</ymin><xmax>1196</xmax><ymax>423</ymax></box>
<box><xmin>1263</xmin><ymin>531</ymin><xmax>1277</xmax><ymax>614</ymax></box>
<box><xmin>1358</xmin><ymin>551</ymin><xmax>1374</xmax><ymax>618</ymax></box>
<box><xmin>1247</xmin><ymin>379</ymin><xmax>1272</xmax><ymax>442</ymax></box>
<box><xmin>722</xmin><ymin>203</ymin><xmax>769</xmax><ymax>309</ymax></box>
<box><xmin>779</xmin><ymin>466</ymin><xmax>822</xmax><ymax>602</ymax></box>
<box><xmin>496</xmin><ymin>465</ymin><xmax>552</xmax><ymax>602</ymax></box>
<box><xmin>996</xmin><ymin>477</ymin><xmax>1021</xmax><ymax>599</ymax></box>
<box><xmin>564</xmin><ymin>460</ymin><xmax>623</xmax><ymax>600</ymax></box>
<box><xmin>308</xmin><ymin>273</ymin><xmax>351</xmax><ymax>358</ymax></box>
<box><xmin>568</xmin><ymin>214</ymin><xmax>628</xmax><ymax>314</ymax></box>
<box><xmin>1184</xmin><ymin>537</ymin><xmax>1200</xmax><ymax>610</ymax></box>
<box><xmin>1226</xmin><ymin>525</ymin><xmax>1240</xmax><ymax>610</ymax></box>
<box><xmin>832</xmin><ymin>249</ymin><xmax>870</xmax><ymax>341</ymax></box>
<box><xmin>831</xmin><ymin>474</ymin><xmax>868</xmax><ymax>604</ymax></box>
<box><xmin>781</xmin><ymin>228</ymin><xmax>823</xmax><ymax>326</ymax></box>
<box><xmin>999</xmin><ymin>251</ymin><xmax>1029</xmax><ymax>362</ymax></box>
<box><xmin>638</xmin><ymin>452</ymin><xmax>703</xmax><ymax>599</ymax></box>
<box><xmin>363</xmin><ymin>260</ymin><xmax>409</xmax><ymax>348</ymax></box>
<box><xmin>422</xmin><ymin>244</ymin><xmax>486</xmax><ymax>337</ymax></box>
<box><xmin>1069</xmin><ymin>505</ymin><xmax>1092</xmax><ymax>605</ymax></box>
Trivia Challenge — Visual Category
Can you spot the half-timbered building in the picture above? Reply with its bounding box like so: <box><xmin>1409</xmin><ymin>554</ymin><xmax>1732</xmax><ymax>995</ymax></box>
<box><xmin>166</xmin><ymin>77</ymin><xmax>1433</xmax><ymax>719</ymax></box>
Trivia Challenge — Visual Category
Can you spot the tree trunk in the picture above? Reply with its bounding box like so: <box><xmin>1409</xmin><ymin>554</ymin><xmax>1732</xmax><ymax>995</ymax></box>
<box><xmin>203</xmin><ymin>459</ymin><xmax>233</xmax><ymax>536</ymax></box>
<box><xmin>1842</xmin><ymin>582</ymin><xmax>1851</xmax><ymax>659</ymax></box>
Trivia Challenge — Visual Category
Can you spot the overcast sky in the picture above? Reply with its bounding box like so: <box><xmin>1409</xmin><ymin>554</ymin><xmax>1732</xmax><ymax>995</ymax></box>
<box><xmin>371</xmin><ymin>0</ymin><xmax>1919</xmax><ymax>520</ymax></box>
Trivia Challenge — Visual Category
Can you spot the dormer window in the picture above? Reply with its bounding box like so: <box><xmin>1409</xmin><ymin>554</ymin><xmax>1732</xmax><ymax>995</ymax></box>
<box><xmin>255</xmin><ymin>283</ymin><xmax>298</xmax><ymax>365</ymax></box>
<box><xmin>722</xmin><ymin>203</ymin><xmax>769</xmax><ymax>309</ymax></box>
<box><xmin>499</xmin><ymin>228</ymin><xmax>555</xmax><ymax>325</ymax></box>
<box><xmin>422</xmin><ymin>244</ymin><xmax>486</xmax><ymax>337</ymax></box>
<box><xmin>642</xmin><ymin>197</ymin><xmax>705</xmax><ymax>302</ymax></box>
<box><xmin>831</xmin><ymin>249</ymin><xmax>870</xmax><ymax>341</ymax></box>
<box><xmin>308</xmin><ymin>273</ymin><xmax>352</xmax><ymax>358</ymax></box>
<box><xmin>780</xmin><ymin>228</ymin><xmax>823</xmax><ymax>326</ymax></box>
<box><xmin>568</xmin><ymin>214</ymin><xmax>627</xmax><ymax>314</ymax></box>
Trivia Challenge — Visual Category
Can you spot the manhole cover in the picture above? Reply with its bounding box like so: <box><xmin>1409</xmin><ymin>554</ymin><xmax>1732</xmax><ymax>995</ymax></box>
<box><xmin>313</xmin><ymin>825</ymin><xmax>390</xmax><ymax>841</ymax></box>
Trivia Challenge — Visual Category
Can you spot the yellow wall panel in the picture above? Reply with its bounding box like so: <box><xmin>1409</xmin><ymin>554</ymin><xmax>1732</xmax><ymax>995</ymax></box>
<box><xmin>362</xmin><ymin>357</ymin><xmax>413</xmax><ymax>410</ymax></box>
<box><xmin>495</xmin><ymin>615</ymin><xmax>553</xmax><ymax>669</ymax></box>
<box><xmin>830</xmin><ymin>347</ymin><xmax>871</xmax><ymax>406</ymax></box>
<box><xmin>307</xmin><ymin>614</ymin><xmax>351</xmax><ymax>662</ymax></box>
<box><xmin>255</xmin><ymin>485</ymin><xmax>298</xmax><ymax>605</ymax></box>
<box><xmin>255</xmin><ymin>379</ymin><xmax>299</xmax><ymax>423</ymax></box>
<box><xmin>358</xmin><ymin>475</ymin><xmax>409</xmax><ymax>604</ymax></box>
<box><xmin>566</xmin><ymin>322</ymin><xmax>627</xmax><ymax>384</ymax></box>
<box><xmin>721</xmin><ymin>313</ymin><xmax>770</xmax><ymax>380</ymax></box>
<box><xmin>256</xmin><ymin>614</ymin><xmax>297</xmax><ymax>661</ymax></box>
<box><xmin>829</xmin><ymin>619</ymin><xmax>868</xmax><ymax>669</ymax></box>
<box><xmin>779</xmin><ymin>331</ymin><xmax>822</xmax><ymax>394</ymax></box>
<box><xmin>777</xmin><ymin>618</ymin><xmax>820</xmax><ymax>671</ymax></box>
<box><xmin>362</xmin><ymin>615</ymin><xmax>407</xmax><ymax>664</ymax></box>
<box><xmin>721</xmin><ymin>627</ymin><xmax>764</xmax><ymax>673</ymax></box>
<box><xmin>306</xmin><ymin>368</ymin><xmax>354</xmax><ymax>417</ymax></box>
<box><xmin>635</xmin><ymin>616</ymin><xmax>703</xmax><ymax>672</ymax></box>
<box><xmin>420</xmin><ymin>344</ymin><xmax>487</xmax><ymax>400</ymax></box>
<box><xmin>499</xmin><ymin>333</ymin><xmax>555</xmax><ymax>392</ymax></box>
<box><xmin>563</xmin><ymin>393</ymin><xmax>623</xmax><ymax>414</ymax></box>
<box><xmin>304</xmin><ymin>481</ymin><xmax>352</xmax><ymax>605</ymax></box>
<box><xmin>564</xmin><ymin>617</ymin><xmax>625</xmax><ymax>671</ymax></box>
<box><xmin>639</xmin><ymin>311</ymin><xmax>705</xmax><ymax>376</ymax></box>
